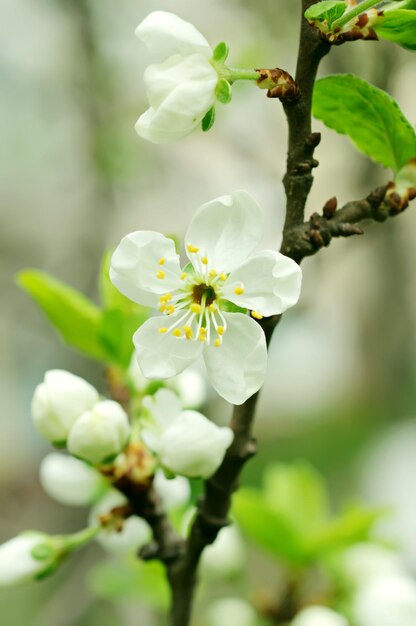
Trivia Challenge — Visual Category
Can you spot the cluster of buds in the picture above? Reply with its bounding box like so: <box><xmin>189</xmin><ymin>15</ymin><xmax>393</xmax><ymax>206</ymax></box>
<box><xmin>305</xmin><ymin>1</ymin><xmax>385</xmax><ymax>45</ymax></box>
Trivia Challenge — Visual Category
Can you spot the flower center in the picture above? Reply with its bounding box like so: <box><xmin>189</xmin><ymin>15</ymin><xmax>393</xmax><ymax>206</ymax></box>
<box><xmin>192</xmin><ymin>284</ymin><xmax>216</xmax><ymax>306</ymax></box>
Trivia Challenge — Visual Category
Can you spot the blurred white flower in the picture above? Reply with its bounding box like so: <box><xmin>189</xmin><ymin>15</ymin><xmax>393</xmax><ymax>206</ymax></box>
<box><xmin>354</xmin><ymin>574</ymin><xmax>416</xmax><ymax>626</ymax></box>
<box><xmin>292</xmin><ymin>607</ymin><xmax>348</xmax><ymax>626</ymax></box>
<box><xmin>0</xmin><ymin>533</ymin><xmax>57</xmax><ymax>587</ymax></box>
<box><xmin>67</xmin><ymin>400</ymin><xmax>130</xmax><ymax>465</ymax></box>
<box><xmin>141</xmin><ymin>389</ymin><xmax>233</xmax><ymax>478</ymax></box>
<box><xmin>342</xmin><ymin>543</ymin><xmax>405</xmax><ymax>586</ymax></box>
<box><xmin>201</xmin><ymin>524</ymin><xmax>246</xmax><ymax>578</ymax></box>
<box><xmin>111</xmin><ymin>191</ymin><xmax>301</xmax><ymax>404</ymax></box>
<box><xmin>40</xmin><ymin>453</ymin><xmax>108</xmax><ymax>506</ymax></box>
<box><xmin>153</xmin><ymin>470</ymin><xmax>190</xmax><ymax>511</ymax></box>
<box><xmin>135</xmin><ymin>11</ymin><xmax>218</xmax><ymax>143</ymax></box>
<box><xmin>90</xmin><ymin>490</ymin><xmax>151</xmax><ymax>556</ymax></box>
<box><xmin>204</xmin><ymin>597</ymin><xmax>257</xmax><ymax>626</ymax></box>
<box><xmin>31</xmin><ymin>370</ymin><xmax>99</xmax><ymax>445</ymax></box>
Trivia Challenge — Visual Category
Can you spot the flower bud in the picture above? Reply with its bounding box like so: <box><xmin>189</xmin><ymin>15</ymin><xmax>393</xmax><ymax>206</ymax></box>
<box><xmin>31</xmin><ymin>370</ymin><xmax>99</xmax><ymax>445</ymax></box>
<box><xmin>67</xmin><ymin>401</ymin><xmax>131</xmax><ymax>465</ymax></box>
<box><xmin>153</xmin><ymin>471</ymin><xmax>190</xmax><ymax>511</ymax></box>
<box><xmin>342</xmin><ymin>543</ymin><xmax>405</xmax><ymax>586</ymax></box>
<box><xmin>201</xmin><ymin>525</ymin><xmax>246</xmax><ymax>579</ymax></box>
<box><xmin>40</xmin><ymin>453</ymin><xmax>108</xmax><ymax>506</ymax></box>
<box><xmin>89</xmin><ymin>490</ymin><xmax>151</xmax><ymax>556</ymax></box>
<box><xmin>354</xmin><ymin>574</ymin><xmax>416</xmax><ymax>626</ymax></box>
<box><xmin>0</xmin><ymin>533</ymin><xmax>58</xmax><ymax>587</ymax></box>
<box><xmin>291</xmin><ymin>607</ymin><xmax>348</xmax><ymax>626</ymax></box>
<box><xmin>157</xmin><ymin>411</ymin><xmax>233</xmax><ymax>478</ymax></box>
<box><xmin>204</xmin><ymin>598</ymin><xmax>257</xmax><ymax>626</ymax></box>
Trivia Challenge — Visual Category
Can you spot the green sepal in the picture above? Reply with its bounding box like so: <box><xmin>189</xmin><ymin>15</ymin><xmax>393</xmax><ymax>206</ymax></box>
<box><xmin>221</xmin><ymin>300</ymin><xmax>247</xmax><ymax>314</ymax></box>
<box><xmin>201</xmin><ymin>106</ymin><xmax>216</xmax><ymax>132</ymax></box>
<box><xmin>31</xmin><ymin>543</ymin><xmax>55</xmax><ymax>561</ymax></box>
<box><xmin>304</xmin><ymin>1</ymin><xmax>347</xmax><ymax>26</ymax></box>
<box><xmin>215</xmin><ymin>79</ymin><xmax>232</xmax><ymax>104</ymax></box>
<box><xmin>373</xmin><ymin>9</ymin><xmax>416</xmax><ymax>50</ymax></box>
<box><xmin>212</xmin><ymin>41</ymin><xmax>229</xmax><ymax>63</ymax></box>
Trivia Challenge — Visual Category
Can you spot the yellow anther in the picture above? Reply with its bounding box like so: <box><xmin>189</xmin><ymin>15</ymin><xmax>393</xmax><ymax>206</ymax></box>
<box><xmin>234</xmin><ymin>285</ymin><xmax>244</xmax><ymax>295</ymax></box>
<box><xmin>172</xmin><ymin>328</ymin><xmax>182</xmax><ymax>338</ymax></box>
<box><xmin>158</xmin><ymin>327</ymin><xmax>168</xmax><ymax>334</ymax></box>
<box><xmin>187</xmin><ymin>244</ymin><xmax>199</xmax><ymax>254</ymax></box>
<box><xmin>156</xmin><ymin>270</ymin><xmax>165</xmax><ymax>280</ymax></box>
<box><xmin>183</xmin><ymin>326</ymin><xmax>193</xmax><ymax>340</ymax></box>
<box><xmin>215</xmin><ymin>338</ymin><xmax>221</xmax><ymax>348</ymax></box>
<box><xmin>217</xmin><ymin>326</ymin><xmax>225</xmax><ymax>336</ymax></box>
<box><xmin>167</xmin><ymin>305</ymin><xmax>175</xmax><ymax>315</ymax></box>
<box><xmin>219</xmin><ymin>273</ymin><xmax>227</xmax><ymax>281</ymax></box>
<box><xmin>190</xmin><ymin>303</ymin><xmax>202</xmax><ymax>314</ymax></box>
<box><xmin>199</xmin><ymin>327</ymin><xmax>207</xmax><ymax>334</ymax></box>
<box><xmin>180</xmin><ymin>272</ymin><xmax>188</xmax><ymax>280</ymax></box>
<box><xmin>198</xmin><ymin>330</ymin><xmax>206</xmax><ymax>342</ymax></box>
<box><xmin>201</xmin><ymin>256</ymin><xmax>209</xmax><ymax>265</ymax></box>
<box><xmin>158</xmin><ymin>257</ymin><xmax>165</xmax><ymax>265</ymax></box>
<box><xmin>209</xmin><ymin>303</ymin><xmax>217</xmax><ymax>313</ymax></box>
<box><xmin>209</xmin><ymin>269</ymin><xmax>217</xmax><ymax>277</ymax></box>
<box><xmin>159</xmin><ymin>304</ymin><xmax>166</xmax><ymax>312</ymax></box>
<box><xmin>251</xmin><ymin>310</ymin><xmax>263</xmax><ymax>320</ymax></box>
<box><xmin>164</xmin><ymin>292</ymin><xmax>172</xmax><ymax>301</ymax></box>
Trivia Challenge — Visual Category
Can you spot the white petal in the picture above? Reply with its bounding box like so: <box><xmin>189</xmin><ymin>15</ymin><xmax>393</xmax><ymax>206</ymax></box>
<box><xmin>153</xmin><ymin>471</ymin><xmax>191</xmax><ymax>511</ymax></box>
<box><xmin>0</xmin><ymin>535</ymin><xmax>48</xmax><ymax>586</ymax></box>
<box><xmin>110</xmin><ymin>231</ymin><xmax>182</xmax><ymax>307</ymax></box>
<box><xmin>144</xmin><ymin>53</ymin><xmax>217</xmax><ymax>110</ymax></box>
<box><xmin>142</xmin><ymin>388</ymin><xmax>182</xmax><ymax>432</ymax></box>
<box><xmin>223</xmin><ymin>250</ymin><xmax>302</xmax><ymax>316</ymax></box>
<box><xmin>134</xmin><ymin>314</ymin><xmax>203</xmax><ymax>379</ymax></box>
<box><xmin>136</xmin><ymin>76</ymin><xmax>216</xmax><ymax>145</ymax></box>
<box><xmin>292</xmin><ymin>607</ymin><xmax>348</xmax><ymax>626</ymax></box>
<box><xmin>185</xmin><ymin>191</ymin><xmax>263</xmax><ymax>272</ymax></box>
<box><xmin>203</xmin><ymin>312</ymin><xmax>267</xmax><ymax>405</ymax></box>
<box><xmin>135</xmin><ymin>11</ymin><xmax>212</xmax><ymax>61</ymax></box>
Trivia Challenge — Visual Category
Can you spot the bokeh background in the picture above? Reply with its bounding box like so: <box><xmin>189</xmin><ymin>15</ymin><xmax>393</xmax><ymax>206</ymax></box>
<box><xmin>1</xmin><ymin>0</ymin><xmax>416</xmax><ymax>624</ymax></box>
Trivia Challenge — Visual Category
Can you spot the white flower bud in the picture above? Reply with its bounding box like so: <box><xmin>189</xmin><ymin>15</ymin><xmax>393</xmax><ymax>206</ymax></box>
<box><xmin>0</xmin><ymin>533</ymin><xmax>57</xmax><ymax>587</ymax></box>
<box><xmin>204</xmin><ymin>598</ymin><xmax>257</xmax><ymax>626</ymax></box>
<box><xmin>354</xmin><ymin>575</ymin><xmax>416</xmax><ymax>626</ymax></box>
<box><xmin>67</xmin><ymin>401</ymin><xmax>130</xmax><ymax>465</ymax></box>
<box><xmin>31</xmin><ymin>370</ymin><xmax>99</xmax><ymax>445</ymax></box>
<box><xmin>89</xmin><ymin>490</ymin><xmax>151</xmax><ymax>556</ymax></box>
<box><xmin>170</xmin><ymin>368</ymin><xmax>207</xmax><ymax>409</ymax></box>
<box><xmin>144</xmin><ymin>407</ymin><xmax>233</xmax><ymax>479</ymax></box>
<box><xmin>40</xmin><ymin>453</ymin><xmax>108</xmax><ymax>506</ymax></box>
<box><xmin>291</xmin><ymin>606</ymin><xmax>349</xmax><ymax>626</ymax></box>
<box><xmin>201</xmin><ymin>525</ymin><xmax>246</xmax><ymax>579</ymax></box>
<box><xmin>342</xmin><ymin>543</ymin><xmax>405</xmax><ymax>586</ymax></box>
<box><xmin>153</xmin><ymin>471</ymin><xmax>190</xmax><ymax>511</ymax></box>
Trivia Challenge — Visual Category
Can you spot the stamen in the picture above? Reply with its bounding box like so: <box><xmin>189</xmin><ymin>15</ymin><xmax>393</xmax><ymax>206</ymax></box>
<box><xmin>217</xmin><ymin>326</ymin><xmax>224</xmax><ymax>336</ymax></box>
<box><xmin>180</xmin><ymin>272</ymin><xmax>188</xmax><ymax>280</ymax></box>
<box><xmin>156</xmin><ymin>270</ymin><xmax>165</xmax><ymax>280</ymax></box>
<box><xmin>251</xmin><ymin>311</ymin><xmax>263</xmax><ymax>320</ymax></box>
<box><xmin>219</xmin><ymin>273</ymin><xmax>227</xmax><ymax>281</ymax></box>
<box><xmin>166</xmin><ymin>305</ymin><xmax>175</xmax><ymax>315</ymax></box>
<box><xmin>234</xmin><ymin>285</ymin><xmax>244</xmax><ymax>295</ymax></box>
<box><xmin>209</xmin><ymin>269</ymin><xmax>217</xmax><ymax>278</ymax></box>
<box><xmin>190</xmin><ymin>303</ymin><xmax>202</xmax><ymax>314</ymax></box>
<box><xmin>183</xmin><ymin>325</ymin><xmax>193</xmax><ymax>340</ymax></box>
<box><xmin>187</xmin><ymin>244</ymin><xmax>199</xmax><ymax>254</ymax></box>
<box><xmin>209</xmin><ymin>303</ymin><xmax>217</xmax><ymax>313</ymax></box>
<box><xmin>158</xmin><ymin>257</ymin><xmax>165</xmax><ymax>265</ymax></box>
<box><xmin>159</xmin><ymin>304</ymin><xmax>166</xmax><ymax>312</ymax></box>
<box><xmin>158</xmin><ymin>328</ymin><xmax>168</xmax><ymax>334</ymax></box>
<box><xmin>172</xmin><ymin>328</ymin><xmax>182</xmax><ymax>338</ymax></box>
<box><xmin>201</xmin><ymin>256</ymin><xmax>209</xmax><ymax>265</ymax></box>
<box><xmin>215</xmin><ymin>338</ymin><xmax>221</xmax><ymax>348</ymax></box>
<box><xmin>198</xmin><ymin>328</ymin><xmax>207</xmax><ymax>342</ymax></box>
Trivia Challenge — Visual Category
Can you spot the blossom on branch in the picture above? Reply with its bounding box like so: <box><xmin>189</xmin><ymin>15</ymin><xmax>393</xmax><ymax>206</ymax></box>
<box><xmin>135</xmin><ymin>11</ymin><xmax>218</xmax><ymax>143</ymax></box>
<box><xmin>110</xmin><ymin>191</ymin><xmax>302</xmax><ymax>404</ymax></box>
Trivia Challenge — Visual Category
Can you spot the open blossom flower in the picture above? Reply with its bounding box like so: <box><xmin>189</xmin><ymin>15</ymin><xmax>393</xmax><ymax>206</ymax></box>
<box><xmin>135</xmin><ymin>11</ymin><xmax>218</xmax><ymax>143</ymax></box>
<box><xmin>110</xmin><ymin>191</ymin><xmax>302</xmax><ymax>404</ymax></box>
<box><xmin>141</xmin><ymin>389</ymin><xmax>233</xmax><ymax>478</ymax></box>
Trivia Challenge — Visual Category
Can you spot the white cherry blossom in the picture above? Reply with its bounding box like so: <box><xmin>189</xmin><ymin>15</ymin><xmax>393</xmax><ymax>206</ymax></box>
<box><xmin>135</xmin><ymin>11</ymin><xmax>218</xmax><ymax>143</ymax></box>
<box><xmin>110</xmin><ymin>191</ymin><xmax>302</xmax><ymax>405</ymax></box>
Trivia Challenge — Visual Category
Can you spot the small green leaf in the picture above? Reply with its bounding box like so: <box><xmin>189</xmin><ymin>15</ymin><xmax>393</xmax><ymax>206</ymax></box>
<box><xmin>233</xmin><ymin>489</ymin><xmax>305</xmax><ymax>564</ymax></box>
<box><xmin>305</xmin><ymin>1</ymin><xmax>347</xmax><ymax>26</ymax></box>
<box><xmin>17</xmin><ymin>270</ymin><xmax>109</xmax><ymax>361</ymax></box>
<box><xmin>212</xmin><ymin>41</ymin><xmax>229</xmax><ymax>63</ymax></box>
<box><xmin>201</xmin><ymin>106</ymin><xmax>216</xmax><ymax>132</ymax></box>
<box><xmin>373</xmin><ymin>10</ymin><xmax>416</xmax><ymax>50</ymax></box>
<box><xmin>313</xmin><ymin>74</ymin><xmax>416</xmax><ymax>171</ymax></box>
<box><xmin>99</xmin><ymin>307</ymin><xmax>147</xmax><ymax>367</ymax></box>
<box><xmin>221</xmin><ymin>300</ymin><xmax>247</xmax><ymax>314</ymax></box>
<box><xmin>215</xmin><ymin>78</ymin><xmax>232</xmax><ymax>104</ymax></box>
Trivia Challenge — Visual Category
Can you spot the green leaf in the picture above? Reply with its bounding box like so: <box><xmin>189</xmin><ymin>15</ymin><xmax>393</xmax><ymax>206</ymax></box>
<box><xmin>373</xmin><ymin>10</ymin><xmax>416</xmax><ymax>50</ymax></box>
<box><xmin>313</xmin><ymin>74</ymin><xmax>416</xmax><ymax>171</ymax></box>
<box><xmin>221</xmin><ymin>300</ymin><xmax>247</xmax><ymax>314</ymax></box>
<box><xmin>232</xmin><ymin>489</ymin><xmax>305</xmax><ymax>564</ymax></box>
<box><xmin>212</xmin><ymin>41</ymin><xmax>229</xmax><ymax>63</ymax></box>
<box><xmin>99</xmin><ymin>307</ymin><xmax>147</xmax><ymax>367</ymax></box>
<box><xmin>201</xmin><ymin>106</ymin><xmax>216</xmax><ymax>132</ymax></box>
<box><xmin>215</xmin><ymin>78</ymin><xmax>232</xmax><ymax>104</ymax></box>
<box><xmin>305</xmin><ymin>1</ymin><xmax>347</xmax><ymax>26</ymax></box>
<box><xmin>264</xmin><ymin>461</ymin><xmax>330</xmax><ymax>537</ymax></box>
<box><xmin>17</xmin><ymin>269</ymin><xmax>109</xmax><ymax>361</ymax></box>
<box><xmin>88</xmin><ymin>559</ymin><xmax>169</xmax><ymax>610</ymax></box>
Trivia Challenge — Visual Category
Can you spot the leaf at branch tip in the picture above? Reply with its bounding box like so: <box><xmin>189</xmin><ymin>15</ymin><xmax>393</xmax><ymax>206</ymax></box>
<box><xmin>201</xmin><ymin>106</ymin><xmax>216</xmax><ymax>132</ymax></box>
<box><xmin>215</xmin><ymin>78</ymin><xmax>232</xmax><ymax>104</ymax></box>
<box><xmin>17</xmin><ymin>269</ymin><xmax>108</xmax><ymax>361</ymax></box>
<box><xmin>212</xmin><ymin>41</ymin><xmax>229</xmax><ymax>63</ymax></box>
<box><xmin>305</xmin><ymin>1</ymin><xmax>347</xmax><ymax>27</ymax></box>
<box><xmin>313</xmin><ymin>74</ymin><xmax>416</xmax><ymax>172</ymax></box>
<box><xmin>373</xmin><ymin>10</ymin><xmax>416</xmax><ymax>50</ymax></box>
